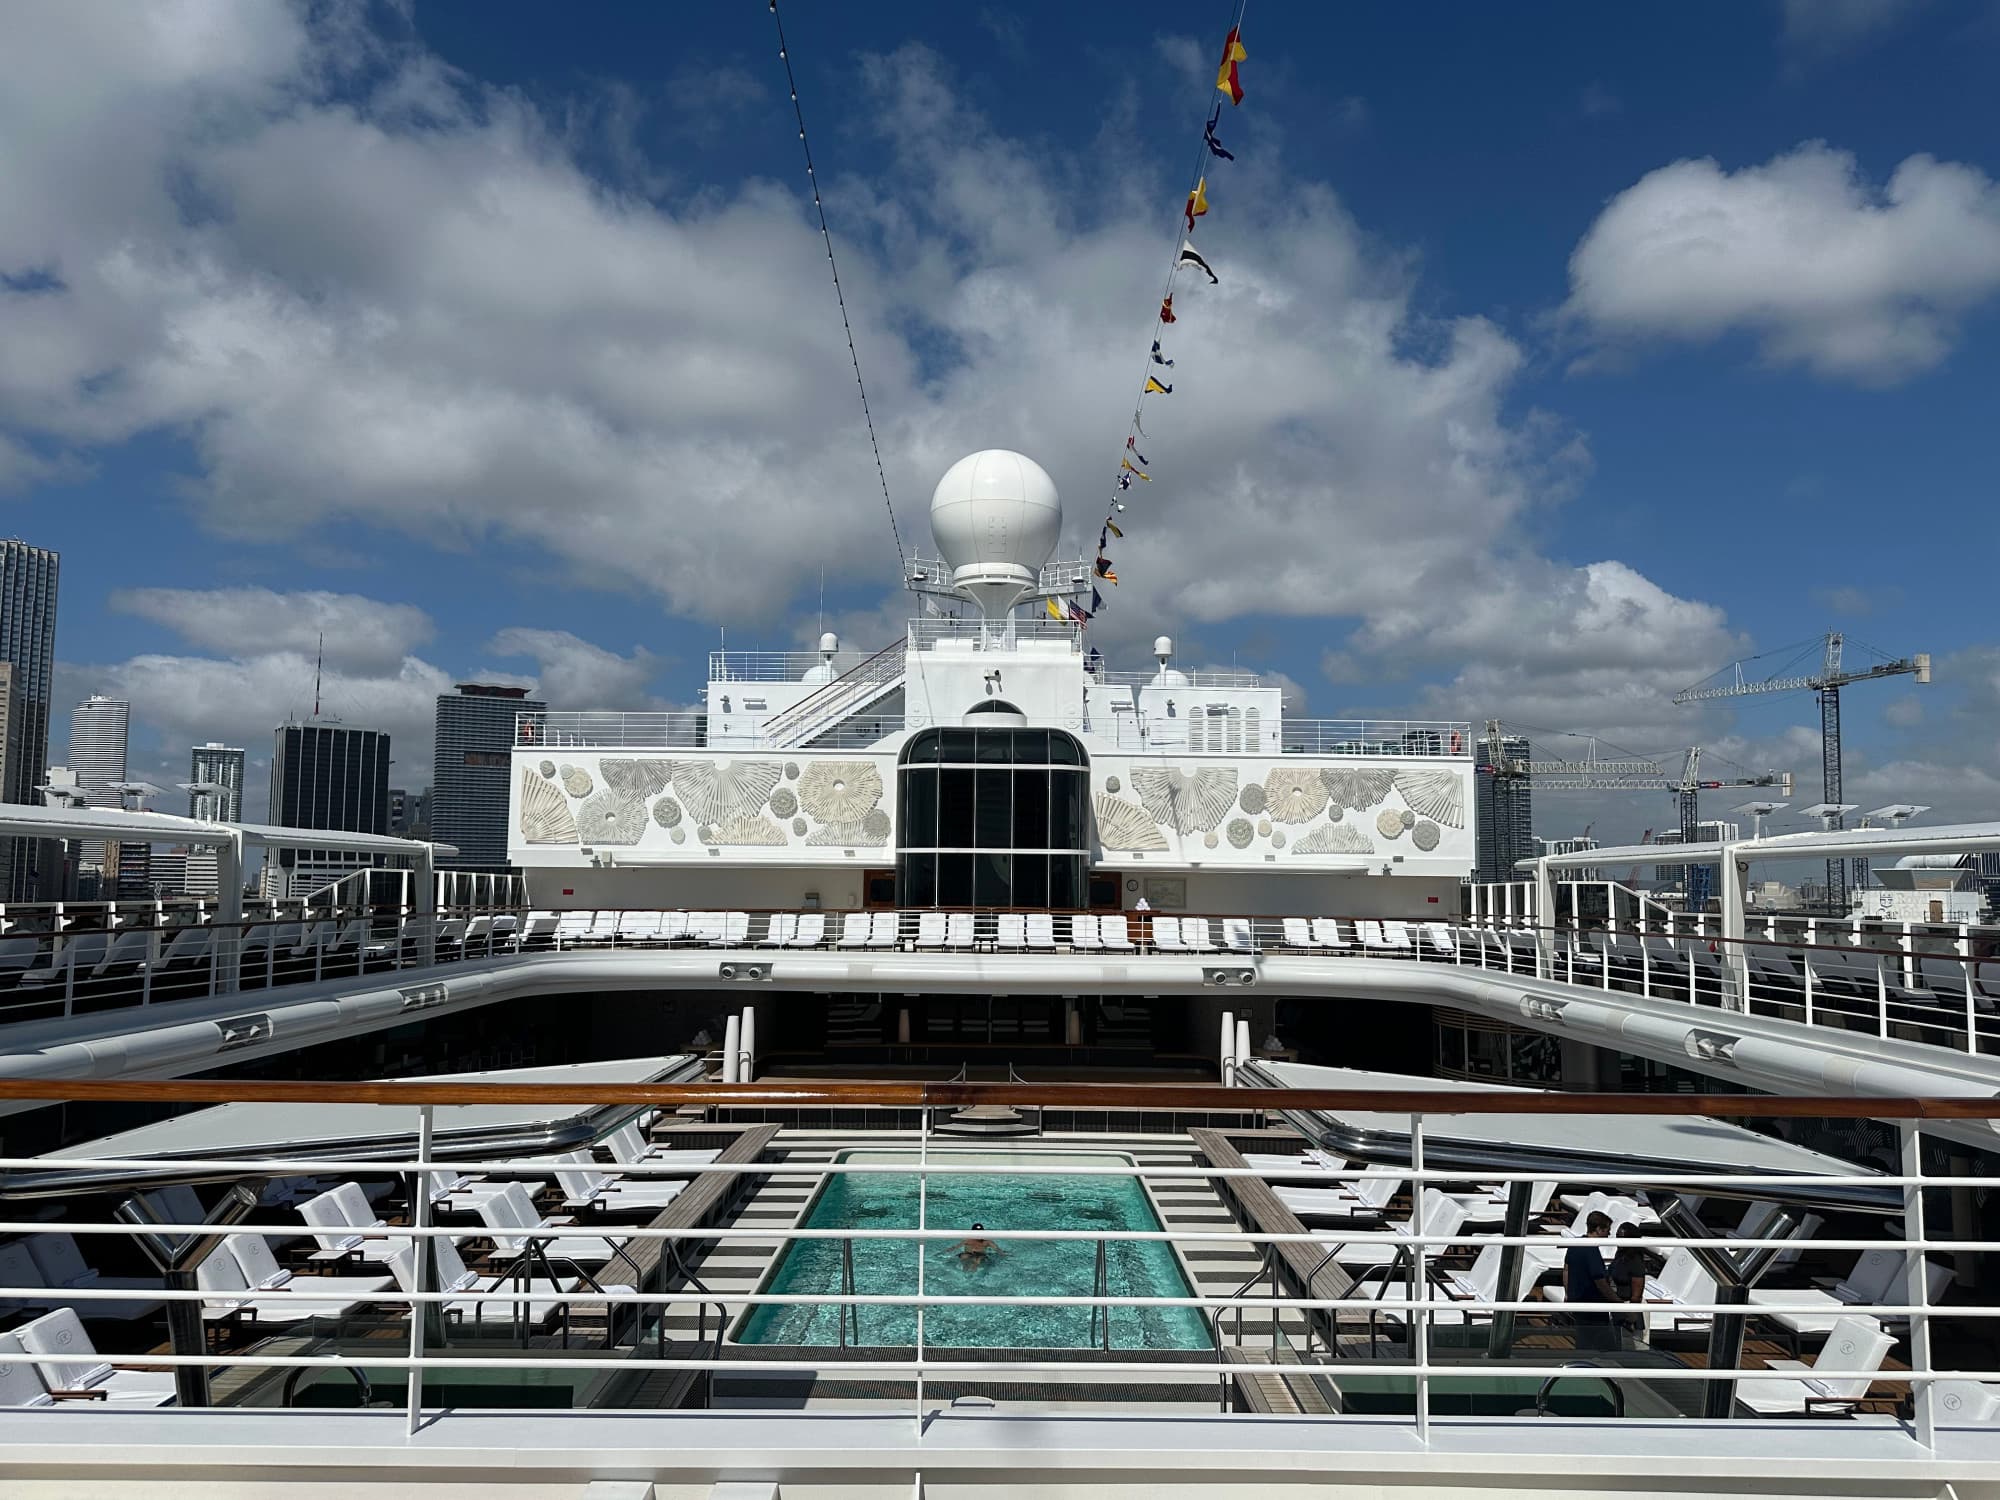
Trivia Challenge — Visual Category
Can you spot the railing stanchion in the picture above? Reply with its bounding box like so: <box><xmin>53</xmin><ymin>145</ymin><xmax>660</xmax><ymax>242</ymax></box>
<box><xmin>1902</xmin><ymin>1122</ymin><xmax>1935</xmax><ymax>1451</ymax></box>
<box><xmin>1412</xmin><ymin>1111</ymin><xmax>1429</xmax><ymax>1447</ymax></box>
<box><xmin>1878</xmin><ymin>956</ymin><xmax>1890</xmax><ymax>1039</ymax></box>
<box><xmin>407</xmin><ymin>1102</ymin><xmax>433</xmax><ymax>1435</ymax></box>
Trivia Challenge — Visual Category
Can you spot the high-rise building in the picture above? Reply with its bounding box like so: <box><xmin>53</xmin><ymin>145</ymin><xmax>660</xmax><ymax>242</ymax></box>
<box><xmin>432</xmin><ymin>684</ymin><xmax>543</xmax><ymax>870</ymax></box>
<box><xmin>269</xmin><ymin>721</ymin><xmax>392</xmax><ymax>895</ymax></box>
<box><xmin>188</xmin><ymin>742</ymin><xmax>246</xmax><ymax>823</ymax></box>
<box><xmin>1473</xmin><ymin>733</ymin><xmax>1532</xmax><ymax>886</ymax></box>
<box><xmin>388</xmin><ymin>787</ymin><xmax>429</xmax><ymax>839</ymax></box>
<box><xmin>67</xmin><ymin>694</ymin><xmax>129</xmax><ymax>871</ymax></box>
<box><xmin>0</xmin><ymin>539</ymin><xmax>60</xmax><ymax>901</ymax></box>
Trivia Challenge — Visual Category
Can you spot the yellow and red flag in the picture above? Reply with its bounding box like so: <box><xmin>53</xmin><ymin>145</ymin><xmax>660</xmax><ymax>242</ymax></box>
<box><xmin>1185</xmin><ymin>176</ymin><xmax>1209</xmax><ymax>232</ymax></box>
<box><xmin>1216</xmin><ymin>26</ymin><xmax>1246</xmax><ymax>105</ymax></box>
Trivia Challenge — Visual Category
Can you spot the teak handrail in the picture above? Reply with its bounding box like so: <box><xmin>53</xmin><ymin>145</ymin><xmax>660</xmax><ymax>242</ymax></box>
<box><xmin>0</xmin><ymin>1077</ymin><xmax>1996</xmax><ymax>1118</ymax></box>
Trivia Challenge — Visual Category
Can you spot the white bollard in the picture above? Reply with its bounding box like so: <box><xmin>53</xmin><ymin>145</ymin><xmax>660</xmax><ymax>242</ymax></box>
<box><xmin>1236</xmin><ymin>1019</ymin><xmax>1252</xmax><ymax>1080</ymax></box>
<box><xmin>1220</xmin><ymin>1010</ymin><xmax>1236</xmax><ymax>1086</ymax></box>
<box><xmin>722</xmin><ymin>1014</ymin><xmax>741</xmax><ymax>1084</ymax></box>
<box><xmin>741</xmin><ymin>1006</ymin><xmax>757</xmax><ymax>1082</ymax></box>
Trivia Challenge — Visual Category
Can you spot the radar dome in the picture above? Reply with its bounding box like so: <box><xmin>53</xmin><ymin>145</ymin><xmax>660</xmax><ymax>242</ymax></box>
<box><xmin>928</xmin><ymin>449</ymin><xmax>1061</xmax><ymax>619</ymax></box>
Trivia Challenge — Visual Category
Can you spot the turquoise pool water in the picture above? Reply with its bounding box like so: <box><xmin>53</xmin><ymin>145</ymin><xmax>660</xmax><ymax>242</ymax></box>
<box><xmin>736</xmin><ymin>1151</ymin><xmax>1212</xmax><ymax>1350</ymax></box>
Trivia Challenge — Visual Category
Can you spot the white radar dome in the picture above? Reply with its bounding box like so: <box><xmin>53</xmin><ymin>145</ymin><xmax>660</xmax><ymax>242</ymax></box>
<box><xmin>928</xmin><ymin>449</ymin><xmax>1062</xmax><ymax>619</ymax></box>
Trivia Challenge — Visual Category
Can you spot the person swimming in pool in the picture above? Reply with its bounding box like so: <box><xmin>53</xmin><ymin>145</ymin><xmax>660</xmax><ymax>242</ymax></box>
<box><xmin>954</xmin><ymin>1223</ymin><xmax>1004</xmax><ymax>1268</ymax></box>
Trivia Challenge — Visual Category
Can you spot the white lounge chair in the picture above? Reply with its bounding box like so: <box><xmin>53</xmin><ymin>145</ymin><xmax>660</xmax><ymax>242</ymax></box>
<box><xmin>658</xmin><ymin>911</ymin><xmax>690</xmax><ymax>943</ymax></box>
<box><xmin>1735</xmin><ymin>1315</ymin><xmax>1894</xmax><ymax>1415</ymax></box>
<box><xmin>553</xmin><ymin>911</ymin><xmax>595</xmax><ymax>948</ymax></box>
<box><xmin>1221</xmin><ymin>918</ymin><xmax>1255</xmax><ymax>953</ymax></box>
<box><xmin>0</xmin><ymin>1240</ymin><xmax>53</xmax><ymax>1317</ymax></box>
<box><xmin>1355</xmin><ymin>920</ymin><xmax>1386</xmax><ymax>950</ymax></box>
<box><xmin>473</xmin><ymin>1183</ymin><xmax>634</xmax><ymax>1275</ymax></box>
<box><xmin>1024</xmin><ymin>912</ymin><xmax>1056</xmax><ymax>949</ymax></box>
<box><xmin>1379</xmin><ymin>920</ymin><xmax>1416</xmax><ymax>954</ymax></box>
<box><xmin>0</xmin><ymin>1329</ymin><xmax>53</xmax><ymax>1407</ymax></box>
<box><xmin>763</xmin><ymin>912</ymin><xmax>797</xmax><ymax>946</ymax></box>
<box><xmin>1181</xmin><ymin>916</ymin><xmax>1218</xmax><ymax>951</ymax></box>
<box><xmin>837</xmin><ymin>912</ymin><xmax>872</xmax><ymax>948</ymax></box>
<box><xmin>791</xmin><ymin>911</ymin><xmax>826</xmax><ymax>946</ymax></box>
<box><xmin>1310</xmin><ymin>917</ymin><xmax>1348</xmax><ymax>950</ymax></box>
<box><xmin>719</xmin><ymin>911</ymin><xmax>751</xmax><ymax>945</ymax></box>
<box><xmin>1100</xmin><ymin>914</ymin><xmax>1135</xmax><ymax>951</ymax></box>
<box><xmin>1423</xmin><ymin>922</ymin><xmax>1457</xmax><ymax>956</ymax></box>
<box><xmin>1153</xmin><ymin>916</ymin><xmax>1189</xmax><ymax>952</ymax></box>
<box><xmin>198</xmin><ymin>1236</ymin><xmax>395</xmax><ymax>1326</ymax></box>
<box><xmin>1364</xmin><ymin>1238</ymin><xmax>1562</xmax><ymax>1327</ymax></box>
<box><xmin>994</xmin><ymin>913</ymin><xmax>1027</xmax><ymax>948</ymax></box>
<box><xmin>387</xmin><ymin>1234</ymin><xmax>631</xmax><ymax>1329</ymax></box>
<box><xmin>1276</xmin><ymin>1173</ymin><xmax>1404</xmax><ymax>1222</ymax></box>
<box><xmin>14</xmin><ymin>1309</ymin><xmax>175</xmax><ymax>1406</ymax></box>
<box><xmin>21</xmin><ymin>1233</ymin><xmax>162</xmax><ymax>1321</ymax></box>
<box><xmin>1068</xmin><ymin>914</ymin><xmax>1101</xmax><ymax>950</ymax></box>
<box><xmin>550</xmin><ymin>1151</ymin><xmax>689</xmax><ymax>1215</ymax></box>
<box><xmin>604</xmin><ymin>1122</ymin><xmax>720</xmax><ymax>1173</ymax></box>
<box><xmin>1319</xmin><ymin>1189</ymin><xmax>1472</xmax><ymax>1270</ymax></box>
<box><xmin>299</xmin><ymin>1182</ymin><xmax>400</xmax><ymax>1264</ymax></box>
<box><xmin>1281</xmin><ymin>917</ymin><xmax>1313</xmax><ymax>949</ymax></box>
<box><xmin>1754</xmin><ymin>1250</ymin><xmax>1951</xmax><ymax>1337</ymax></box>
<box><xmin>1449</xmin><ymin>1179</ymin><xmax>1558</xmax><ymax>1220</ymax></box>
<box><xmin>1546</xmin><ymin>1245</ymin><xmax>1715</xmax><ymax>1335</ymax></box>
<box><xmin>866</xmin><ymin>911</ymin><xmax>901</xmax><ymax>948</ymax></box>
<box><xmin>914</xmin><ymin>912</ymin><xmax>948</xmax><ymax>949</ymax></box>
<box><xmin>946</xmin><ymin>912</ymin><xmax>976</xmax><ymax>948</ymax></box>
<box><xmin>1935</xmin><ymin>1380</ymin><xmax>2000</xmax><ymax>1423</ymax></box>
<box><xmin>615</xmin><ymin>911</ymin><xmax>663</xmax><ymax>944</ymax></box>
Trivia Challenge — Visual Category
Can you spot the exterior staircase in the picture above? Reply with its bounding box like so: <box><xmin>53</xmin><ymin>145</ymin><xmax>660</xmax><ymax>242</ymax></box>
<box><xmin>759</xmin><ymin>639</ymin><xmax>907</xmax><ymax>748</ymax></box>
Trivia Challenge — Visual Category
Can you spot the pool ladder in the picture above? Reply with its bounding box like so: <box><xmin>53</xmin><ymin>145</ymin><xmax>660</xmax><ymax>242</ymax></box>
<box><xmin>1086</xmin><ymin>1239</ymin><xmax>1112</xmax><ymax>1351</ymax></box>
<box><xmin>839</xmin><ymin>1239</ymin><xmax>862</xmax><ymax>1348</ymax></box>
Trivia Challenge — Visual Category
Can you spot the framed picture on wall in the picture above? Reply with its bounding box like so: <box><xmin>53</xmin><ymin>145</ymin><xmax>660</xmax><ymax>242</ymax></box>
<box><xmin>1141</xmin><ymin>876</ymin><xmax>1188</xmax><ymax>910</ymax></box>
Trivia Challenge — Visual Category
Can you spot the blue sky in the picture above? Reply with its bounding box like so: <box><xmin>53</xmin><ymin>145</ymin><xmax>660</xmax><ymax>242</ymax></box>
<box><xmin>3</xmin><ymin>0</ymin><xmax>1998</xmax><ymax>843</ymax></box>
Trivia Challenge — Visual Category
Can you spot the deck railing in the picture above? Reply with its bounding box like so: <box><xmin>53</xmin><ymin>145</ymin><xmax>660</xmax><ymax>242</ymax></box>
<box><xmin>0</xmin><ymin>1078</ymin><xmax>1994</xmax><ymax>1459</ymax></box>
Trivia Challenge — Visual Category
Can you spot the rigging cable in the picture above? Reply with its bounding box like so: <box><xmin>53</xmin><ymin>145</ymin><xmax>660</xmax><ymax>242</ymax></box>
<box><xmin>768</xmin><ymin>0</ymin><xmax>909</xmax><ymax>580</ymax></box>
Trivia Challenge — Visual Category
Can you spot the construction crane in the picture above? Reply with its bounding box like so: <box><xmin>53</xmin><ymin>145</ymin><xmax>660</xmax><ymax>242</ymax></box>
<box><xmin>1480</xmin><ymin>723</ymin><xmax>1792</xmax><ymax>910</ymax></box>
<box><xmin>1672</xmin><ymin>632</ymin><xmax>1929</xmax><ymax>911</ymax></box>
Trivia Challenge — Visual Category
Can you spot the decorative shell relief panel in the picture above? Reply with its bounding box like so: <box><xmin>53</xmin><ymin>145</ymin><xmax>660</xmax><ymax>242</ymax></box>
<box><xmin>1320</xmin><ymin>767</ymin><xmax>1395</xmax><ymax>813</ymax></box>
<box><xmin>1393</xmin><ymin>768</ymin><xmax>1466</xmax><ymax>829</ymax></box>
<box><xmin>519</xmin><ymin>767</ymin><xmax>580</xmax><ymax>844</ymax></box>
<box><xmin>768</xmin><ymin>785</ymin><xmax>798</xmax><ymax>819</ymax></box>
<box><xmin>797</xmin><ymin>761</ymin><xmax>884</xmax><ymax>823</ymax></box>
<box><xmin>576</xmin><ymin>789</ymin><xmax>648</xmax><ymax>846</ymax></box>
<box><xmin>1293</xmin><ymin>821</ymin><xmax>1375</xmax><ymax>855</ymax></box>
<box><xmin>1094</xmin><ymin>794</ymin><xmax>1170</xmax><ymax>852</ymax></box>
<box><xmin>651</xmin><ymin>797</ymin><xmax>683</xmax><ymax>829</ymax></box>
<box><xmin>804</xmin><ymin>808</ymin><xmax>891</xmax><ymax>847</ymax></box>
<box><xmin>1237</xmin><ymin>782</ymin><xmax>1266</xmax><ymax>816</ymax></box>
<box><xmin>702</xmin><ymin>815</ymin><xmax>789</xmax><ymax>847</ymax></box>
<box><xmin>672</xmin><ymin>760</ymin><xmax>783</xmax><ymax>827</ymax></box>
<box><xmin>1131</xmin><ymin>766</ymin><xmax>1238</xmax><ymax>835</ymax></box>
<box><xmin>559</xmin><ymin>765</ymin><xmax>595</xmax><ymax>798</ymax></box>
<box><xmin>1411</xmin><ymin>820</ymin><xmax>1442</xmax><ymax>852</ymax></box>
<box><xmin>598</xmin><ymin>758</ymin><xmax>673</xmax><ymax>802</ymax></box>
<box><xmin>1376</xmin><ymin>808</ymin><xmax>1407</xmax><ymax>841</ymax></box>
<box><xmin>1263</xmin><ymin>767</ymin><xmax>1329</xmax><ymax>824</ymax></box>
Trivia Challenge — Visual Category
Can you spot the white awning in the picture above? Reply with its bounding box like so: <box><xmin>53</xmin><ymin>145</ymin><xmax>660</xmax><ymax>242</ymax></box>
<box><xmin>1521</xmin><ymin>820</ymin><xmax>2000</xmax><ymax>873</ymax></box>
<box><xmin>0</xmin><ymin>801</ymin><xmax>455</xmax><ymax>858</ymax></box>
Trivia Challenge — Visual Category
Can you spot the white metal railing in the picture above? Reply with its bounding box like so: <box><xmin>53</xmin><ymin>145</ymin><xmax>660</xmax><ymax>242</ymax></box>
<box><xmin>512</xmin><ymin>709</ymin><xmax>1473</xmax><ymax>755</ymax></box>
<box><xmin>0</xmin><ymin>1086</ymin><xmax>1991</xmax><ymax>1452</ymax></box>
<box><xmin>3</xmin><ymin>902</ymin><xmax>1998</xmax><ymax>1059</ymax></box>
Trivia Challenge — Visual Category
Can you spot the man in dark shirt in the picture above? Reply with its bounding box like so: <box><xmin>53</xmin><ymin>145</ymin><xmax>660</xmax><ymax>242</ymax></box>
<box><xmin>1563</xmin><ymin>1211</ymin><xmax>1618</xmax><ymax>1350</ymax></box>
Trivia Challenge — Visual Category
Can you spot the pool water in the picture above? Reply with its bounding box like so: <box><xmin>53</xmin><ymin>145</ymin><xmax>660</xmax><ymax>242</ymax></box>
<box><xmin>736</xmin><ymin>1151</ymin><xmax>1213</xmax><ymax>1350</ymax></box>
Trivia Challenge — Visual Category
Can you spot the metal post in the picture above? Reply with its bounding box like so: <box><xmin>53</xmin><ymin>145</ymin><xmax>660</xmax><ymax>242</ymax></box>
<box><xmin>1962</xmin><ymin>928</ymin><xmax>1978</xmax><ymax>1056</ymax></box>
<box><xmin>1220</xmin><ymin>1010</ymin><xmax>1235</xmax><ymax>1086</ymax></box>
<box><xmin>1877</xmin><ymin>956</ymin><xmax>1890</xmax><ymax>1039</ymax></box>
<box><xmin>216</xmin><ymin>832</ymin><xmax>243</xmax><ymax>994</ymax></box>
<box><xmin>117</xmin><ymin>1184</ymin><xmax>258</xmax><ymax>1410</ymax></box>
<box><xmin>1902</xmin><ymin>1123</ymin><xmax>1935</xmax><ymax>1449</ymax></box>
<box><xmin>412</xmin><ymin>848</ymin><xmax>437</xmax><ymax>969</ymax></box>
<box><xmin>915</xmin><ymin>1095</ymin><xmax>928</xmax><ymax>1431</ymax></box>
<box><xmin>1412</xmin><ymin>1112</ymin><xmax>1428</xmax><ymax>1445</ymax></box>
<box><xmin>407</xmin><ymin>1103</ymin><xmax>434</xmax><ymax>1433</ymax></box>
<box><xmin>1486</xmin><ymin>1177</ymin><xmax>1534</xmax><ymax>1359</ymax></box>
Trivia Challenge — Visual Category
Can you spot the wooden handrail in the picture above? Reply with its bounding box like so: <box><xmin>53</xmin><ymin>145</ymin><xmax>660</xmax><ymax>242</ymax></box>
<box><xmin>0</xmin><ymin>1077</ymin><xmax>1996</xmax><ymax>1117</ymax></box>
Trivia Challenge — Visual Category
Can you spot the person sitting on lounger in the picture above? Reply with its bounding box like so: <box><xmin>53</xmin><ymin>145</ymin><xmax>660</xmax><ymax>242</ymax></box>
<box><xmin>954</xmin><ymin>1224</ymin><xmax>1004</xmax><ymax>1268</ymax></box>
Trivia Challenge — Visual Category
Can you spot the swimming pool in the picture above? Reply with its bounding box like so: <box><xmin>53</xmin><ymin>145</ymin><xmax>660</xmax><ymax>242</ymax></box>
<box><xmin>735</xmin><ymin>1150</ymin><xmax>1213</xmax><ymax>1350</ymax></box>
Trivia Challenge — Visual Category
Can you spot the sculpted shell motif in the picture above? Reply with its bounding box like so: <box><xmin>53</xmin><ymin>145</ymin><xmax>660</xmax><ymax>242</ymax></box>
<box><xmin>1226</xmin><ymin>818</ymin><xmax>1255</xmax><ymax>850</ymax></box>
<box><xmin>560</xmin><ymin>765</ymin><xmax>594</xmax><ymax>798</ymax></box>
<box><xmin>1411</xmin><ymin>819</ymin><xmax>1441</xmax><ymax>852</ymax></box>
<box><xmin>769</xmin><ymin>786</ymin><xmax>798</xmax><ymax>819</ymax></box>
<box><xmin>598</xmin><ymin>759</ymin><xmax>673</xmax><ymax>801</ymax></box>
<box><xmin>537</xmin><ymin>760</ymin><xmax>555</xmax><ymax>778</ymax></box>
<box><xmin>672</xmin><ymin>759</ymin><xmax>783</xmax><ymax>826</ymax></box>
<box><xmin>1294</xmin><ymin>821</ymin><xmax>1375</xmax><ymax>855</ymax></box>
<box><xmin>805</xmin><ymin>808</ymin><xmax>891</xmax><ymax>847</ymax></box>
<box><xmin>651</xmin><ymin>797</ymin><xmax>682</xmax><ymax>829</ymax></box>
<box><xmin>1093</xmin><ymin>795</ymin><xmax>1170</xmax><ymax>852</ymax></box>
<box><xmin>1393</xmin><ymin>768</ymin><xmax>1466</xmax><ymax>828</ymax></box>
<box><xmin>1238</xmin><ymin>783</ymin><xmax>1266</xmax><ymax>815</ymax></box>
<box><xmin>704</xmin><ymin>814</ymin><xmax>788</xmax><ymax>846</ymax></box>
<box><xmin>797</xmin><ymin>761</ymin><xmax>884</xmax><ymax>823</ymax></box>
<box><xmin>1270</xmin><ymin>830</ymin><xmax>1286</xmax><ymax>849</ymax></box>
<box><xmin>1376</xmin><ymin>808</ymin><xmax>1407</xmax><ymax>840</ymax></box>
<box><xmin>1320</xmin><ymin>767</ymin><xmax>1395</xmax><ymax>813</ymax></box>
<box><xmin>1131</xmin><ymin>765</ymin><xmax>1239</xmax><ymax>835</ymax></box>
<box><xmin>575</xmin><ymin>789</ymin><xmax>647</xmax><ymax>846</ymax></box>
<box><xmin>1263</xmin><ymin>767</ymin><xmax>1329</xmax><ymax>824</ymax></box>
<box><xmin>519</xmin><ymin>768</ymin><xmax>579</xmax><ymax>844</ymax></box>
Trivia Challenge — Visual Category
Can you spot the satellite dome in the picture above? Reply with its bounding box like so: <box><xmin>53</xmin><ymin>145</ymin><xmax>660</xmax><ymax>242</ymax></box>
<box><xmin>928</xmin><ymin>450</ymin><xmax>1061</xmax><ymax>619</ymax></box>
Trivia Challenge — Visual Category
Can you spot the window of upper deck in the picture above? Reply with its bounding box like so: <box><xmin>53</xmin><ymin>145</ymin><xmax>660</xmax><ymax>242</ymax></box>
<box><xmin>896</xmin><ymin>727</ymin><xmax>1089</xmax><ymax>908</ymax></box>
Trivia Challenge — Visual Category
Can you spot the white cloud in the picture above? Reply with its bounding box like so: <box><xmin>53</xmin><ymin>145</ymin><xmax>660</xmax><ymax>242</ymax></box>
<box><xmin>1563</xmin><ymin>142</ymin><xmax>2000</xmax><ymax>384</ymax></box>
<box><xmin>111</xmin><ymin>586</ymin><xmax>433</xmax><ymax>673</ymax></box>
<box><xmin>484</xmin><ymin>627</ymin><xmax>664</xmax><ymax>710</ymax></box>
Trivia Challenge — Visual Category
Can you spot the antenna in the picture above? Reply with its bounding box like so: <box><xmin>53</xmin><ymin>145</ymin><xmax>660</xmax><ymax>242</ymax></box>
<box><xmin>313</xmin><ymin>634</ymin><xmax>323</xmax><ymax>720</ymax></box>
